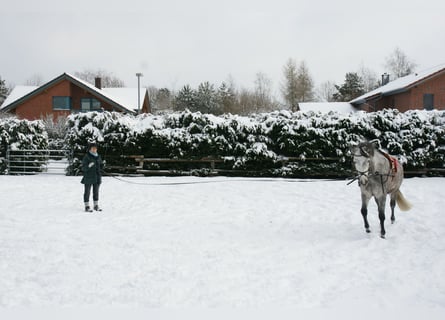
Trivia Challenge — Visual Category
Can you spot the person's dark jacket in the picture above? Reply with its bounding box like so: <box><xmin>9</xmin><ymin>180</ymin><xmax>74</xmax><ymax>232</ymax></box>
<box><xmin>81</xmin><ymin>152</ymin><xmax>103</xmax><ymax>185</ymax></box>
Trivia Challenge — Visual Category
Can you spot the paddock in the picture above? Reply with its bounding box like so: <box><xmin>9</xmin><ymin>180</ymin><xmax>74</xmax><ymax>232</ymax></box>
<box><xmin>0</xmin><ymin>175</ymin><xmax>444</xmax><ymax>313</ymax></box>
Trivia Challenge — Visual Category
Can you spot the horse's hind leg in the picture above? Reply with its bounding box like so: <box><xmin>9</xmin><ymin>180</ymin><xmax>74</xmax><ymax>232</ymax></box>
<box><xmin>390</xmin><ymin>193</ymin><xmax>396</xmax><ymax>224</ymax></box>
<box><xmin>361</xmin><ymin>193</ymin><xmax>371</xmax><ymax>233</ymax></box>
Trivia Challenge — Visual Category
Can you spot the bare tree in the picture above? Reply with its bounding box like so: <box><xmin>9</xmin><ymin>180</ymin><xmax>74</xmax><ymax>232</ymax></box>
<box><xmin>295</xmin><ymin>61</ymin><xmax>314</xmax><ymax>103</ymax></box>
<box><xmin>253</xmin><ymin>72</ymin><xmax>279</xmax><ymax>113</ymax></box>
<box><xmin>385</xmin><ymin>47</ymin><xmax>417</xmax><ymax>79</ymax></box>
<box><xmin>358</xmin><ymin>63</ymin><xmax>379</xmax><ymax>92</ymax></box>
<box><xmin>147</xmin><ymin>86</ymin><xmax>173</xmax><ymax>113</ymax></box>
<box><xmin>25</xmin><ymin>73</ymin><xmax>44</xmax><ymax>86</ymax></box>
<box><xmin>281</xmin><ymin>58</ymin><xmax>299</xmax><ymax>111</ymax></box>
<box><xmin>316</xmin><ymin>81</ymin><xmax>337</xmax><ymax>102</ymax></box>
<box><xmin>74</xmin><ymin>69</ymin><xmax>125</xmax><ymax>87</ymax></box>
<box><xmin>236</xmin><ymin>87</ymin><xmax>257</xmax><ymax>115</ymax></box>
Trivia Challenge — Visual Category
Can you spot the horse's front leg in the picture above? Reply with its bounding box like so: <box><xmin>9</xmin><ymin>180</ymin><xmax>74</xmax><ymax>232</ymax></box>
<box><xmin>361</xmin><ymin>192</ymin><xmax>371</xmax><ymax>233</ymax></box>
<box><xmin>375</xmin><ymin>196</ymin><xmax>387</xmax><ymax>238</ymax></box>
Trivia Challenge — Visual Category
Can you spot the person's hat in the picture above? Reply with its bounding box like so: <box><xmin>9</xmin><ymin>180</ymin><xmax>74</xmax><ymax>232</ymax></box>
<box><xmin>88</xmin><ymin>142</ymin><xmax>98</xmax><ymax>149</ymax></box>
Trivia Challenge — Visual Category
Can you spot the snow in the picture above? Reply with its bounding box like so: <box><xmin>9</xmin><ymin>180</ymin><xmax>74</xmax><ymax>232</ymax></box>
<box><xmin>102</xmin><ymin>87</ymin><xmax>146</xmax><ymax>113</ymax></box>
<box><xmin>0</xmin><ymin>175</ymin><xmax>444</xmax><ymax>318</ymax></box>
<box><xmin>298</xmin><ymin>102</ymin><xmax>357</xmax><ymax>114</ymax></box>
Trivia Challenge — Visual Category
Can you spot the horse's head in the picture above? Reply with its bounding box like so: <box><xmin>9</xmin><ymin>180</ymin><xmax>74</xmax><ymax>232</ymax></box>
<box><xmin>351</xmin><ymin>142</ymin><xmax>375</xmax><ymax>185</ymax></box>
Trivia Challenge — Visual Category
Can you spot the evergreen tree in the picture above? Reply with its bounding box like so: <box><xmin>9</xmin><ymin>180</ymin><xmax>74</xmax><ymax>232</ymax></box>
<box><xmin>174</xmin><ymin>85</ymin><xmax>197</xmax><ymax>111</ymax></box>
<box><xmin>196</xmin><ymin>82</ymin><xmax>219</xmax><ymax>114</ymax></box>
<box><xmin>333</xmin><ymin>73</ymin><xmax>365</xmax><ymax>102</ymax></box>
<box><xmin>218</xmin><ymin>82</ymin><xmax>236</xmax><ymax>114</ymax></box>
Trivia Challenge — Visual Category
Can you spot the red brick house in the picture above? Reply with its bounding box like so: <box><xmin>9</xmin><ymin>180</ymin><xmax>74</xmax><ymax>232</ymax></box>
<box><xmin>0</xmin><ymin>73</ymin><xmax>150</xmax><ymax>120</ymax></box>
<box><xmin>350</xmin><ymin>64</ymin><xmax>445</xmax><ymax>112</ymax></box>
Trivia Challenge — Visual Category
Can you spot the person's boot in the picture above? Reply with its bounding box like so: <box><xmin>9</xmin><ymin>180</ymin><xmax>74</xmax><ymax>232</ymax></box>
<box><xmin>94</xmin><ymin>201</ymin><xmax>102</xmax><ymax>212</ymax></box>
<box><xmin>85</xmin><ymin>202</ymin><xmax>93</xmax><ymax>212</ymax></box>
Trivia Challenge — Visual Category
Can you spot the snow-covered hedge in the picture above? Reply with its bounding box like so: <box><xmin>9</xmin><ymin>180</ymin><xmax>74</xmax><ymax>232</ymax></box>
<box><xmin>0</xmin><ymin>118</ymin><xmax>48</xmax><ymax>174</ymax></box>
<box><xmin>64</xmin><ymin>109</ymin><xmax>445</xmax><ymax>176</ymax></box>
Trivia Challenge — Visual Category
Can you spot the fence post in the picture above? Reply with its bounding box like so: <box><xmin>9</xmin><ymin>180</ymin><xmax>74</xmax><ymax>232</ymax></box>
<box><xmin>6</xmin><ymin>146</ymin><xmax>10</xmax><ymax>174</ymax></box>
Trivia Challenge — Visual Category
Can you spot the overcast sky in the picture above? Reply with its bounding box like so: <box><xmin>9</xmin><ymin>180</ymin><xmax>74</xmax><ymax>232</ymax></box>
<box><xmin>1</xmin><ymin>0</ymin><xmax>445</xmax><ymax>96</ymax></box>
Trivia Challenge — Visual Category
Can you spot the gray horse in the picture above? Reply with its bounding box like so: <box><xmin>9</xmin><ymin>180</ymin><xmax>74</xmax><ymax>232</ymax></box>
<box><xmin>351</xmin><ymin>142</ymin><xmax>412</xmax><ymax>238</ymax></box>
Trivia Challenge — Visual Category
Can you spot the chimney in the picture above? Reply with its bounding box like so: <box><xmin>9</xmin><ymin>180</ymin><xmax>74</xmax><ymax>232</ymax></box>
<box><xmin>381</xmin><ymin>73</ymin><xmax>390</xmax><ymax>86</ymax></box>
<box><xmin>94</xmin><ymin>77</ymin><xmax>102</xmax><ymax>89</ymax></box>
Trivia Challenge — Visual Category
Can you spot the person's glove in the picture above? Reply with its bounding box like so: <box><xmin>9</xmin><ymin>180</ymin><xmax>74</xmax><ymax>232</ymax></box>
<box><xmin>88</xmin><ymin>162</ymin><xmax>95</xmax><ymax>168</ymax></box>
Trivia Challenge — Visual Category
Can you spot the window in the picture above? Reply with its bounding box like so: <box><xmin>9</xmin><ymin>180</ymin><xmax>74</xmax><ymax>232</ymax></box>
<box><xmin>423</xmin><ymin>94</ymin><xmax>434</xmax><ymax>111</ymax></box>
<box><xmin>52</xmin><ymin>96</ymin><xmax>72</xmax><ymax>110</ymax></box>
<box><xmin>81</xmin><ymin>98</ymin><xmax>102</xmax><ymax>112</ymax></box>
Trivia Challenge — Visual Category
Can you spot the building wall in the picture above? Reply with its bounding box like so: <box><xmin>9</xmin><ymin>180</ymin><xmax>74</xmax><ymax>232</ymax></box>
<box><xmin>409</xmin><ymin>72</ymin><xmax>445</xmax><ymax>110</ymax></box>
<box><xmin>15</xmin><ymin>80</ymin><xmax>72</xmax><ymax>120</ymax></box>
<box><xmin>69</xmin><ymin>83</ymin><xmax>115</xmax><ymax>113</ymax></box>
<box><xmin>358</xmin><ymin>71</ymin><xmax>445</xmax><ymax>112</ymax></box>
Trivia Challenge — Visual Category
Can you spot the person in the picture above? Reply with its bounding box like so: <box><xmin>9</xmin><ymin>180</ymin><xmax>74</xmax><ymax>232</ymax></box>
<box><xmin>81</xmin><ymin>142</ymin><xmax>103</xmax><ymax>212</ymax></box>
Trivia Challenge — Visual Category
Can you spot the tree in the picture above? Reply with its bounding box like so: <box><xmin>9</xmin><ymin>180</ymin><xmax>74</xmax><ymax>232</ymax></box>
<box><xmin>195</xmin><ymin>82</ymin><xmax>220</xmax><ymax>114</ymax></box>
<box><xmin>281</xmin><ymin>58</ymin><xmax>299</xmax><ymax>111</ymax></box>
<box><xmin>217</xmin><ymin>82</ymin><xmax>236</xmax><ymax>114</ymax></box>
<box><xmin>358</xmin><ymin>63</ymin><xmax>379</xmax><ymax>92</ymax></box>
<box><xmin>253</xmin><ymin>72</ymin><xmax>277</xmax><ymax>113</ymax></box>
<box><xmin>295</xmin><ymin>61</ymin><xmax>314</xmax><ymax>103</ymax></box>
<box><xmin>385</xmin><ymin>47</ymin><xmax>417</xmax><ymax>79</ymax></box>
<box><xmin>147</xmin><ymin>86</ymin><xmax>173</xmax><ymax>113</ymax></box>
<box><xmin>156</xmin><ymin>88</ymin><xmax>173</xmax><ymax>111</ymax></box>
<box><xmin>174</xmin><ymin>85</ymin><xmax>196</xmax><ymax>111</ymax></box>
<box><xmin>0</xmin><ymin>76</ymin><xmax>10</xmax><ymax>106</ymax></box>
<box><xmin>74</xmin><ymin>69</ymin><xmax>125</xmax><ymax>87</ymax></box>
<box><xmin>316</xmin><ymin>81</ymin><xmax>337</xmax><ymax>102</ymax></box>
<box><xmin>333</xmin><ymin>73</ymin><xmax>365</xmax><ymax>102</ymax></box>
<box><xmin>236</xmin><ymin>88</ymin><xmax>257</xmax><ymax>115</ymax></box>
<box><xmin>25</xmin><ymin>74</ymin><xmax>44</xmax><ymax>86</ymax></box>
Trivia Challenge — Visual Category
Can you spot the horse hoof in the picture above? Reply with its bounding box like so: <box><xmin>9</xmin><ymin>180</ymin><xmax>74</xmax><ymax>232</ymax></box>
<box><xmin>380</xmin><ymin>234</ymin><xmax>386</xmax><ymax>239</ymax></box>
<box><xmin>366</xmin><ymin>229</ymin><xmax>371</xmax><ymax>233</ymax></box>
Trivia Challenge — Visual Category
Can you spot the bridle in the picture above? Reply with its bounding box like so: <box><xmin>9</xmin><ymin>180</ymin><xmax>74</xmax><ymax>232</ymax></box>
<box><xmin>348</xmin><ymin>150</ymin><xmax>394</xmax><ymax>192</ymax></box>
<box><xmin>347</xmin><ymin>153</ymin><xmax>370</xmax><ymax>186</ymax></box>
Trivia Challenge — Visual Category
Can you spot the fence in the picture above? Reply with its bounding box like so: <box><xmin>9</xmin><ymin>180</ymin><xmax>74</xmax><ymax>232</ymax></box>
<box><xmin>6</xmin><ymin>148</ymin><xmax>73</xmax><ymax>175</ymax></box>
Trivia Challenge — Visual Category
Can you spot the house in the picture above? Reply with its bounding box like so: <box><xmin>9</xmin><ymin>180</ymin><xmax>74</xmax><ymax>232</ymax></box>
<box><xmin>0</xmin><ymin>73</ymin><xmax>150</xmax><ymax>120</ymax></box>
<box><xmin>298</xmin><ymin>102</ymin><xmax>357</xmax><ymax>114</ymax></box>
<box><xmin>350</xmin><ymin>63</ymin><xmax>445</xmax><ymax>112</ymax></box>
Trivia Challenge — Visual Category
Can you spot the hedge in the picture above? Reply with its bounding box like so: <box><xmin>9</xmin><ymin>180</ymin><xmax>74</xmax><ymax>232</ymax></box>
<box><xmin>64</xmin><ymin>109</ymin><xmax>445</xmax><ymax>177</ymax></box>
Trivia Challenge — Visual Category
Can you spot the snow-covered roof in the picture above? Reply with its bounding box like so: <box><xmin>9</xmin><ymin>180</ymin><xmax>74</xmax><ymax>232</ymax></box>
<box><xmin>0</xmin><ymin>85</ymin><xmax>37</xmax><ymax>110</ymax></box>
<box><xmin>298</xmin><ymin>102</ymin><xmax>357</xmax><ymax>114</ymax></box>
<box><xmin>64</xmin><ymin>73</ymin><xmax>135</xmax><ymax>113</ymax></box>
<box><xmin>102</xmin><ymin>87</ymin><xmax>146</xmax><ymax>113</ymax></box>
<box><xmin>0</xmin><ymin>73</ymin><xmax>147</xmax><ymax>114</ymax></box>
<box><xmin>350</xmin><ymin>63</ymin><xmax>445</xmax><ymax>104</ymax></box>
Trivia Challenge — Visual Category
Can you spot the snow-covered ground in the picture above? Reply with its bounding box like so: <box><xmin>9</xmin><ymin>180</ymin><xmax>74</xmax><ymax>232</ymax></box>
<box><xmin>0</xmin><ymin>175</ymin><xmax>444</xmax><ymax>316</ymax></box>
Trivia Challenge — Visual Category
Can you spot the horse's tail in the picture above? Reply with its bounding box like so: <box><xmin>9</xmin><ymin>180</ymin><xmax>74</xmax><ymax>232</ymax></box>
<box><xmin>396</xmin><ymin>190</ymin><xmax>412</xmax><ymax>211</ymax></box>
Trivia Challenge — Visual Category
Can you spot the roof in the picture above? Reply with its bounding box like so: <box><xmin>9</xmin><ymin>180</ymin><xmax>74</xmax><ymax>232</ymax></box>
<box><xmin>1</xmin><ymin>85</ymin><xmax>37</xmax><ymax>109</ymax></box>
<box><xmin>298</xmin><ymin>102</ymin><xmax>357</xmax><ymax>114</ymax></box>
<box><xmin>0</xmin><ymin>73</ymin><xmax>147</xmax><ymax>114</ymax></box>
<box><xmin>102</xmin><ymin>87</ymin><xmax>147</xmax><ymax>113</ymax></box>
<box><xmin>350</xmin><ymin>63</ymin><xmax>445</xmax><ymax>105</ymax></box>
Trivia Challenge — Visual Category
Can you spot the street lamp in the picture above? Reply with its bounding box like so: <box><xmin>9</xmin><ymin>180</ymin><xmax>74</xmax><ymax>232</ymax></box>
<box><xmin>136</xmin><ymin>72</ymin><xmax>143</xmax><ymax>114</ymax></box>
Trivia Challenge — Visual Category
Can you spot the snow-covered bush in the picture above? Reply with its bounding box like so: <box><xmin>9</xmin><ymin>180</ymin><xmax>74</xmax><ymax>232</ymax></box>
<box><xmin>64</xmin><ymin>109</ymin><xmax>445</xmax><ymax>177</ymax></box>
<box><xmin>0</xmin><ymin>118</ymin><xmax>48</xmax><ymax>174</ymax></box>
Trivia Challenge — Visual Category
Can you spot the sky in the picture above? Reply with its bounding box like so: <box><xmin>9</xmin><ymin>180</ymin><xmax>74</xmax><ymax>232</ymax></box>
<box><xmin>1</xmin><ymin>0</ymin><xmax>445</xmax><ymax>96</ymax></box>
